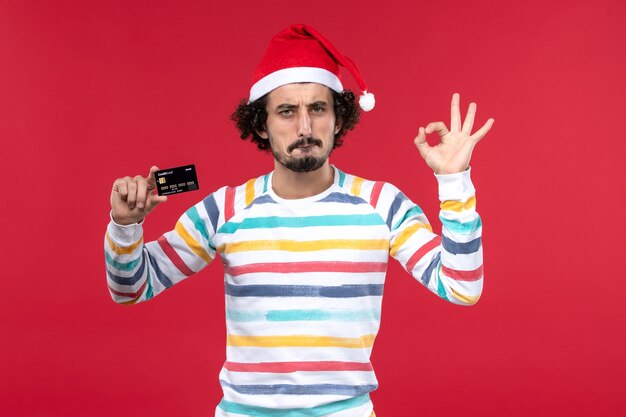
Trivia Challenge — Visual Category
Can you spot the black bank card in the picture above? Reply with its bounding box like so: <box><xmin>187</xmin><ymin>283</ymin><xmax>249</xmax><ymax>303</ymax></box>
<box><xmin>155</xmin><ymin>164</ymin><xmax>199</xmax><ymax>196</ymax></box>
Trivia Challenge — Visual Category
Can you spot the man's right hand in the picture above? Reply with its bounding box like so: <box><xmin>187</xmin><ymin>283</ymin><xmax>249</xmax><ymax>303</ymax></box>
<box><xmin>110</xmin><ymin>166</ymin><xmax>168</xmax><ymax>225</ymax></box>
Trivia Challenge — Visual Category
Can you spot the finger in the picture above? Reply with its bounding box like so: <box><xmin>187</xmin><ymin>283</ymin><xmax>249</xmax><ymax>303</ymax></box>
<box><xmin>126</xmin><ymin>180</ymin><xmax>138</xmax><ymax>209</ymax></box>
<box><xmin>462</xmin><ymin>102</ymin><xmax>477</xmax><ymax>134</ymax></box>
<box><xmin>147</xmin><ymin>165</ymin><xmax>160</xmax><ymax>190</ymax></box>
<box><xmin>425</xmin><ymin>121</ymin><xmax>449</xmax><ymax>138</ymax></box>
<box><xmin>413</xmin><ymin>127</ymin><xmax>431</xmax><ymax>159</ymax></box>
<box><xmin>114</xmin><ymin>178</ymin><xmax>130</xmax><ymax>201</ymax></box>
<box><xmin>470</xmin><ymin>118</ymin><xmax>495</xmax><ymax>143</ymax></box>
<box><xmin>135</xmin><ymin>176</ymin><xmax>148</xmax><ymax>209</ymax></box>
<box><xmin>450</xmin><ymin>93</ymin><xmax>461</xmax><ymax>132</ymax></box>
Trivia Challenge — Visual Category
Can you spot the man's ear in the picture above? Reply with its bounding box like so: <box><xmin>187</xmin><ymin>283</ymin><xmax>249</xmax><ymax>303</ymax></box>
<box><xmin>334</xmin><ymin>119</ymin><xmax>343</xmax><ymax>135</ymax></box>
<box><xmin>257</xmin><ymin>129</ymin><xmax>269</xmax><ymax>139</ymax></box>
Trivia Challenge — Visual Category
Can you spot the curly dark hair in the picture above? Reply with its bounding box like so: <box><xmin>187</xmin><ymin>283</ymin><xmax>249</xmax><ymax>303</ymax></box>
<box><xmin>231</xmin><ymin>88</ymin><xmax>361</xmax><ymax>151</ymax></box>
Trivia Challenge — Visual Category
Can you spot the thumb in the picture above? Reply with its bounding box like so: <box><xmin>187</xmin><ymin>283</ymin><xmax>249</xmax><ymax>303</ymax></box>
<box><xmin>145</xmin><ymin>165</ymin><xmax>167</xmax><ymax>212</ymax></box>
<box><xmin>146</xmin><ymin>165</ymin><xmax>160</xmax><ymax>189</ymax></box>
<box><xmin>414</xmin><ymin>127</ymin><xmax>432</xmax><ymax>160</ymax></box>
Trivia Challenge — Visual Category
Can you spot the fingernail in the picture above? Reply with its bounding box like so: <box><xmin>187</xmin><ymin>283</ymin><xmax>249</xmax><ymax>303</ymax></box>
<box><xmin>137</xmin><ymin>202</ymin><xmax>144</xmax><ymax>209</ymax></box>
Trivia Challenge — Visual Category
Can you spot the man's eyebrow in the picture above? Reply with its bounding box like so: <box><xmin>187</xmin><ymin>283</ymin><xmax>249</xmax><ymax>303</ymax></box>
<box><xmin>273</xmin><ymin>101</ymin><xmax>329</xmax><ymax>111</ymax></box>
<box><xmin>274</xmin><ymin>103</ymin><xmax>298</xmax><ymax>111</ymax></box>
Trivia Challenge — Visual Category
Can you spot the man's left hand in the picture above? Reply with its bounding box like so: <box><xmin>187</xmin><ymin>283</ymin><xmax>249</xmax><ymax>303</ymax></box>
<box><xmin>414</xmin><ymin>93</ymin><xmax>494</xmax><ymax>175</ymax></box>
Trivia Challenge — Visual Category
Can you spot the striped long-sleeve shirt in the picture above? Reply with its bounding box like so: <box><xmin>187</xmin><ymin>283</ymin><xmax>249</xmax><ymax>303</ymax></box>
<box><xmin>104</xmin><ymin>166</ymin><xmax>483</xmax><ymax>417</ymax></box>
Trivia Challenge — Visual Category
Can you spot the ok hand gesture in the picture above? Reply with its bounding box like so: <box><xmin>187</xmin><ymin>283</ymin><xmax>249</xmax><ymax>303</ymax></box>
<box><xmin>414</xmin><ymin>93</ymin><xmax>494</xmax><ymax>175</ymax></box>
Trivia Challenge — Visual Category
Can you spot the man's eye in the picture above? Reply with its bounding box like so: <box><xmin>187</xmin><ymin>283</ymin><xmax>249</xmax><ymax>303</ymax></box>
<box><xmin>279</xmin><ymin>109</ymin><xmax>293</xmax><ymax>116</ymax></box>
<box><xmin>311</xmin><ymin>106</ymin><xmax>325</xmax><ymax>113</ymax></box>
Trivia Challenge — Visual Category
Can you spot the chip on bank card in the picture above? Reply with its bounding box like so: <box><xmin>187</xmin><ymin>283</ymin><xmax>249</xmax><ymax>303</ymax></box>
<box><xmin>155</xmin><ymin>164</ymin><xmax>199</xmax><ymax>196</ymax></box>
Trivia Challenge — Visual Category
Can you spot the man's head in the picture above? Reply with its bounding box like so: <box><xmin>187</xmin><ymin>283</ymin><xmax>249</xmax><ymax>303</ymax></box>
<box><xmin>231</xmin><ymin>83</ymin><xmax>360</xmax><ymax>158</ymax></box>
<box><xmin>231</xmin><ymin>24</ymin><xmax>372</xmax><ymax>169</ymax></box>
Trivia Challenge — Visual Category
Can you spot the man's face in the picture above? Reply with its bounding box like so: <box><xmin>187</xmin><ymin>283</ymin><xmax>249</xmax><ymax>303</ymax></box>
<box><xmin>259</xmin><ymin>83</ymin><xmax>340</xmax><ymax>172</ymax></box>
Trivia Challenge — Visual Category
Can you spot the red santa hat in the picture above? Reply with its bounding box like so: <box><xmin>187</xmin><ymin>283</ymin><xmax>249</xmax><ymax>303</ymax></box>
<box><xmin>249</xmin><ymin>24</ymin><xmax>375</xmax><ymax>112</ymax></box>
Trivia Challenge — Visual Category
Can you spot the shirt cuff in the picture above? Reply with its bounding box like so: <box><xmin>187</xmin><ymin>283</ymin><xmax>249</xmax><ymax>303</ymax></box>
<box><xmin>107</xmin><ymin>211</ymin><xmax>144</xmax><ymax>244</ymax></box>
<box><xmin>434</xmin><ymin>167</ymin><xmax>476</xmax><ymax>202</ymax></box>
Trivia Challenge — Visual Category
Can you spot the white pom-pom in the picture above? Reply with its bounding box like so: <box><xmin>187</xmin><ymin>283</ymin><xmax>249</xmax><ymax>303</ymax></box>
<box><xmin>359</xmin><ymin>91</ymin><xmax>375</xmax><ymax>111</ymax></box>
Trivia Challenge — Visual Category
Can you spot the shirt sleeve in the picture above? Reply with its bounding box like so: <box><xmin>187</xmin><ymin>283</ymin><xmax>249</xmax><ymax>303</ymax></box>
<box><xmin>386</xmin><ymin>168</ymin><xmax>483</xmax><ymax>305</ymax></box>
<box><xmin>103</xmin><ymin>194</ymin><xmax>220</xmax><ymax>304</ymax></box>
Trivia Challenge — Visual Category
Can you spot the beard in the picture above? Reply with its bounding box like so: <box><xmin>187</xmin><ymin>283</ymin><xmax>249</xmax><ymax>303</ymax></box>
<box><xmin>271</xmin><ymin>136</ymin><xmax>334</xmax><ymax>173</ymax></box>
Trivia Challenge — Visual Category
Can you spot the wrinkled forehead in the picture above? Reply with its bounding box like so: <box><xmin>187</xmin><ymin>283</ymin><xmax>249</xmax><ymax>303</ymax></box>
<box><xmin>265</xmin><ymin>83</ymin><xmax>334</xmax><ymax>107</ymax></box>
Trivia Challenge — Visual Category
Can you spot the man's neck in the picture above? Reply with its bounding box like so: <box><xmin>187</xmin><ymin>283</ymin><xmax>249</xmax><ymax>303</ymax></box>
<box><xmin>271</xmin><ymin>161</ymin><xmax>334</xmax><ymax>199</ymax></box>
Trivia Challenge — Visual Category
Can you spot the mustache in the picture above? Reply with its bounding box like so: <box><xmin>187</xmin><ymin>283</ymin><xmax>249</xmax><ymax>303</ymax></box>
<box><xmin>287</xmin><ymin>137</ymin><xmax>323</xmax><ymax>152</ymax></box>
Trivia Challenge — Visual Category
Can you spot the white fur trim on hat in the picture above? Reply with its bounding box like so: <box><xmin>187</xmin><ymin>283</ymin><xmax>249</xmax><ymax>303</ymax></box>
<box><xmin>249</xmin><ymin>67</ymin><xmax>344</xmax><ymax>102</ymax></box>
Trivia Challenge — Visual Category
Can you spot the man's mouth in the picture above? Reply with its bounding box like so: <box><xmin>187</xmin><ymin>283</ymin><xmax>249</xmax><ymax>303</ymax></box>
<box><xmin>288</xmin><ymin>138</ymin><xmax>323</xmax><ymax>152</ymax></box>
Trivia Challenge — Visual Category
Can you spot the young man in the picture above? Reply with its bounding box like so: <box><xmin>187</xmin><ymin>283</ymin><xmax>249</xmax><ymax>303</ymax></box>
<box><xmin>105</xmin><ymin>24</ymin><xmax>493</xmax><ymax>417</ymax></box>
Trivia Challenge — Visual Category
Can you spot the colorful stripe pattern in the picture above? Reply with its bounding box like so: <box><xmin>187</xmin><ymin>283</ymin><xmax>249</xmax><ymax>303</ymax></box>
<box><xmin>104</xmin><ymin>166</ymin><xmax>483</xmax><ymax>416</ymax></box>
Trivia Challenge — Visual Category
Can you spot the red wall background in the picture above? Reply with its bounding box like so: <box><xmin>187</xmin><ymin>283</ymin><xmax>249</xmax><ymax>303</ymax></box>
<box><xmin>1</xmin><ymin>0</ymin><xmax>625</xmax><ymax>416</ymax></box>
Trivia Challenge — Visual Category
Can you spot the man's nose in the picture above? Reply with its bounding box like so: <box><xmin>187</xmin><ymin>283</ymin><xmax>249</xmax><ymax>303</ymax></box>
<box><xmin>297</xmin><ymin>110</ymin><xmax>312</xmax><ymax>137</ymax></box>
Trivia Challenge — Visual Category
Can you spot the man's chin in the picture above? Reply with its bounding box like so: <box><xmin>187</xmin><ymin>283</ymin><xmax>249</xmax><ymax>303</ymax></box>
<box><xmin>280</xmin><ymin>156</ymin><xmax>327</xmax><ymax>173</ymax></box>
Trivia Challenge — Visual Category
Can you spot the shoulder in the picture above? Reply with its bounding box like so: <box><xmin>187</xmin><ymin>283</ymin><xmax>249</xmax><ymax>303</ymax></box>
<box><xmin>334</xmin><ymin>167</ymin><xmax>404</xmax><ymax>209</ymax></box>
<box><xmin>191</xmin><ymin>173</ymin><xmax>271</xmax><ymax>232</ymax></box>
<box><xmin>335</xmin><ymin>168</ymin><xmax>421</xmax><ymax>230</ymax></box>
